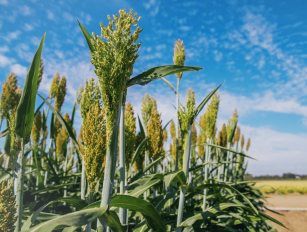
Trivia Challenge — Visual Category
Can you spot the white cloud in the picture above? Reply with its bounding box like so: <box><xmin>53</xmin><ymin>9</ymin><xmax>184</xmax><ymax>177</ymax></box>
<box><xmin>213</xmin><ymin>50</ymin><xmax>223</xmax><ymax>62</ymax></box>
<box><xmin>0</xmin><ymin>0</ymin><xmax>8</xmax><ymax>5</ymax></box>
<box><xmin>218</xmin><ymin>91</ymin><xmax>307</xmax><ymax>120</ymax></box>
<box><xmin>143</xmin><ymin>0</ymin><xmax>160</xmax><ymax>16</ymax></box>
<box><xmin>24</xmin><ymin>23</ymin><xmax>34</xmax><ymax>31</ymax></box>
<box><xmin>46</xmin><ymin>10</ymin><xmax>55</xmax><ymax>21</ymax></box>
<box><xmin>229</xmin><ymin>10</ymin><xmax>307</xmax><ymax>99</ymax></box>
<box><xmin>10</xmin><ymin>63</ymin><xmax>27</xmax><ymax>76</ymax></box>
<box><xmin>6</xmin><ymin>30</ymin><xmax>21</xmax><ymax>41</ymax></box>
<box><xmin>244</xmin><ymin>125</ymin><xmax>307</xmax><ymax>175</ymax></box>
<box><xmin>0</xmin><ymin>46</ymin><xmax>8</xmax><ymax>53</ymax></box>
<box><xmin>0</xmin><ymin>54</ymin><xmax>11</xmax><ymax>67</ymax></box>
<box><xmin>20</xmin><ymin>5</ymin><xmax>31</xmax><ymax>16</ymax></box>
<box><xmin>63</xmin><ymin>12</ymin><xmax>74</xmax><ymax>22</ymax></box>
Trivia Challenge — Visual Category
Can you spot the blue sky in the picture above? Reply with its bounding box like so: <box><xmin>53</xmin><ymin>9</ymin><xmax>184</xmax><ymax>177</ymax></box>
<box><xmin>0</xmin><ymin>0</ymin><xmax>306</xmax><ymax>175</ymax></box>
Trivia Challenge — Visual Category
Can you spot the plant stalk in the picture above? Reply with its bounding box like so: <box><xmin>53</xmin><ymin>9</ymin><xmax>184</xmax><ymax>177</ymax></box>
<box><xmin>97</xmin><ymin>101</ymin><xmax>122</xmax><ymax>232</ymax></box>
<box><xmin>14</xmin><ymin>138</ymin><xmax>24</xmax><ymax>232</ymax></box>
<box><xmin>119</xmin><ymin>103</ymin><xmax>128</xmax><ymax>225</ymax></box>
<box><xmin>176</xmin><ymin>126</ymin><xmax>191</xmax><ymax>228</ymax></box>
<box><xmin>175</xmin><ymin>77</ymin><xmax>180</xmax><ymax>171</ymax></box>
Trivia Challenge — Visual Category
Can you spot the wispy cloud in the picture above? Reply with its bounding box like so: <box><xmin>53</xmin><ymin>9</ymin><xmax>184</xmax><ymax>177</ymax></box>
<box><xmin>143</xmin><ymin>0</ymin><xmax>160</xmax><ymax>16</ymax></box>
<box><xmin>19</xmin><ymin>5</ymin><xmax>31</xmax><ymax>16</ymax></box>
<box><xmin>0</xmin><ymin>54</ymin><xmax>11</xmax><ymax>67</ymax></box>
<box><xmin>46</xmin><ymin>10</ymin><xmax>55</xmax><ymax>21</ymax></box>
<box><xmin>0</xmin><ymin>0</ymin><xmax>8</xmax><ymax>6</ymax></box>
<box><xmin>10</xmin><ymin>63</ymin><xmax>27</xmax><ymax>76</ymax></box>
<box><xmin>244</xmin><ymin>125</ymin><xmax>307</xmax><ymax>175</ymax></box>
<box><xmin>228</xmin><ymin>10</ymin><xmax>307</xmax><ymax>99</ymax></box>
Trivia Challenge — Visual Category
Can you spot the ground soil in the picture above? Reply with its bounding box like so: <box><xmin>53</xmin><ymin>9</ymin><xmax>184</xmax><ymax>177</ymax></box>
<box><xmin>265</xmin><ymin>194</ymin><xmax>307</xmax><ymax>232</ymax></box>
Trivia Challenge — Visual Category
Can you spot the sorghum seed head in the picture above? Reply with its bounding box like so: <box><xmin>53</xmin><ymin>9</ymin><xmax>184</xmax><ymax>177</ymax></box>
<box><xmin>178</xmin><ymin>89</ymin><xmax>196</xmax><ymax>135</ymax></box>
<box><xmin>0</xmin><ymin>180</ymin><xmax>16</xmax><ymax>232</ymax></box>
<box><xmin>240</xmin><ymin>135</ymin><xmax>245</xmax><ymax>150</ymax></box>
<box><xmin>81</xmin><ymin>103</ymin><xmax>106</xmax><ymax>191</ymax></box>
<box><xmin>0</xmin><ymin>73</ymin><xmax>21</xmax><ymax>119</ymax></box>
<box><xmin>141</xmin><ymin>94</ymin><xmax>157</xmax><ymax>128</ymax></box>
<box><xmin>55</xmin><ymin>113</ymin><xmax>70</xmax><ymax>159</ymax></box>
<box><xmin>147</xmin><ymin>105</ymin><xmax>164</xmax><ymax>159</ymax></box>
<box><xmin>226</xmin><ymin>109</ymin><xmax>238</xmax><ymax>143</ymax></box>
<box><xmin>173</xmin><ymin>39</ymin><xmax>185</xmax><ymax>79</ymax></box>
<box><xmin>31</xmin><ymin>111</ymin><xmax>42</xmax><ymax>145</ymax></box>
<box><xmin>246</xmin><ymin>137</ymin><xmax>251</xmax><ymax>151</ymax></box>
<box><xmin>199</xmin><ymin>94</ymin><xmax>219</xmax><ymax>141</ymax></box>
<box><xmin>79</xmin><ymin>78</ymin><xmax>101</xmax><ymax>120</ymax></box>
<box><xmin>125</xmin><ymin>102</ymin><xmax>136</xmax><ymax>168</ymax></box>
<box><xmin>91</xmin><ymin>10</ymin><xmax>141</xmax><ymax>144</ymax></box>
<box><xmin>50</xmin><ymin>73</ymin><xmax>66</xmax><ymax>112</ymax></box>
<box><xmin>234</xmin><ymin>126</ymin><xmax>241</xmax><ymax>144</ymax></box>
<box><xmin>170</xmin><ymin>120</ymin><xmax>176</xmax><ymax>140</ymax></box>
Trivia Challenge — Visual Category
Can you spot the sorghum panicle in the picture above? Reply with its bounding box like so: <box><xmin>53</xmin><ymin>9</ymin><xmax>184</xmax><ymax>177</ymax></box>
<box><xmin>125</xmin><ymin>102</ymin><xmax>136</xmax><ymax>168</ymax></box>
<box><xmin>0</xmin><ymin>180</ymin><xmax>16</xmax><ymax>232</ymax></box>
<box><xmin>173</xmin><ymin>39</ymin><xmax>185</xmax><ymax>79</ymax></box>
<box><xmin>91</xmin><ymin>10</ymin><xmax>141</xmax><ymax>144</ymax></box>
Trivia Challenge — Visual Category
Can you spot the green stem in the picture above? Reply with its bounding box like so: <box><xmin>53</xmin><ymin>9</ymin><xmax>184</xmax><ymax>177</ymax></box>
<box><xmin>202</xmin><ymin>139</ymin><xmax>210</xmax><ymax>211</ymax></box>
<box><xmin>119</xmin><ymin>103</ymin><xmax>128</xmax><ymax>225</ymax></box>
<box><xmin>224</xmin><ymin>143</ymin><xmax>230</xmax><ymax>182</ymax></box>
<box><xmin>175</xmin><ymin>77</ymin><xmax>180</xmax><ymax>171</ymax></box>
<box><xmin>14</xmin><ymin>138</ymin><xmax>24</xmax><ymax>232</ymax></box>
<box><xmin>81</xmin><ymin>159</ymin><xmax>86</xmax><ymax>200</ymax></box>
<box><xmin>97</xmin><ymin>102</ymin><xmax>122</xmax><ymax>232</ymax></box>
<box><xmin>63</xmin><ymin>150</ymin><xmax>69</xmax><ymax>198</ymax></box>
<box><xmin>176</xmin><ymin>126</ymin><xmax>191</xmax><ymax>228</ymax></box>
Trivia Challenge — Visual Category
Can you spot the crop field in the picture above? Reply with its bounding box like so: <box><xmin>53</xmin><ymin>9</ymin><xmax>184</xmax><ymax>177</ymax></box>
<box><xmin>0</xmin><ymin>8</ymin><xmax>285</xmax><ymax>232</ymax></box>
<box><xmin>256</xmin><ymin>180</ymin><xmax>307</xmax><ymax>195</ymax></box>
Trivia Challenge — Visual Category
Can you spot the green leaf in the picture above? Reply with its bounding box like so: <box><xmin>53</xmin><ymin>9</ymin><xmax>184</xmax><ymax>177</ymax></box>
<box><xmin>128</xmin><ymin>175</ymin><xmax>162</xmax><ymax>197</ymax></box>
<box><xmin>15</xmin><ymin>34</ymin><xmax>45</xmax><ymax>142</ymax></box>
<box><xmin>130</xmin><ymin>137</ymin><xmax>147</xmax><ymax>169</ymax></box>
<box><xmin>206</xmin><ymin>143</ymin><xmax>255</xmax><ymax>160</ymax></box>
<box><xmin>111</xmin><ymin>195</ymin><xmax>165</xmax><ymax>232</ymax></box>
<box><xmin>137</xmin><ymin>115</ymin><xmax>146</xmax><ymax>137</ymax></box>
<box><xmin>103</xmin><ymin>210</ymin><xmax>123</xmax><ymax>232</ymax></box>
<box><xmin>70</xmin><ymin>102</ymin><xmax>77</xmax><ymax>125</ymax></box>
<box><xmin>194</xmin><ymin>84</ymin><xmax>221</xmax><ymax>119</ymax></box>
<box><xmin>127</xmin><ymin>65</ymin><xmax>202</xmax><ymax>87</ymax></box>
<box><xmin>164</xmin><ymin>170</ymin><xmax>186</xmax><ymax>189</ymax></box>
<box><xmin>77</xmin><ymin>20</ymin><xmax>94</xmax><ymax>52</ymax></box>
<box><xmin>22</xmin><ymin>198</ymin><xmax>87</xmax><ymax>232</ymax></box>
<box><xmin>180</xmin><ymin>203</ymin><xmax>247</xmax><ymax>227</ymax></box>
<box><xmin>29</xmin><ymin>207</ymin><xmax>107</xmax><ymax>232</ymax></box>
<box><xmin>143</xmin><ymin>156</ymin><xmax>163</xmax><ymax>174</ymax></box>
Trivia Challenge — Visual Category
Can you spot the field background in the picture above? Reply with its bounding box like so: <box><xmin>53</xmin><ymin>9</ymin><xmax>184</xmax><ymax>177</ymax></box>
<box><xmin>255</xmin><ymin>180</ymin><xmax>307</xmax><ymax>195</ymax></box>
<box><xmin>256</xmin><ymin>180</ymin><xmax>307</xmax><ymax>231</ymax></box>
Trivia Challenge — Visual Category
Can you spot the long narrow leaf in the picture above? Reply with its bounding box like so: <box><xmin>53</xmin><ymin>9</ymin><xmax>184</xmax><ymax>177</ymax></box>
<box><xmin>29</xmin><ymin>207</ymin><xmax>107</xmax><ymax>232</ymax></box>
<box><xmin>194</xmin><ymin>84</ymin><xmax>221</xmax><ymax>119</ymax></box>
<box><xmin>130</xmin><ymin>137</ymin><xmax>148</xmax><ymax>167</ymax></box>
<box><xmin>111</xmin><ymin>195</ymin><xmax>165</xmax><ymax>231</ymax></box>
<box><xmin>127</xmin><ymin>65</ymin><xmax>202</xmax><ymax>87</ymax></box>
<box><xmin>78</xmin><ymin>20</ymin><xmax>94</xmax><ymax>52</ymax></box>
<box><xmin>15</xmin><ymin>34</ymin><xmax>46</xmax><ymax>142</ymax></box>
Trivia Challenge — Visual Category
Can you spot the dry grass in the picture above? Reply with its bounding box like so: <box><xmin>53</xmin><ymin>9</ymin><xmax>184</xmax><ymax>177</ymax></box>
<box><xmin>255</xmin><ymin>180</ymin><xmax>307</xmax><ymax>195</ymax></box>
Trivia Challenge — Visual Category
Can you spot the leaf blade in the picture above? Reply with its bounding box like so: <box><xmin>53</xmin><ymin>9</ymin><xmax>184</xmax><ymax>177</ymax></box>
<box><xmin>127</xmin><ymin>65</ymin><xmax>202</xmax><ymax>87</ymax></box>
<box><xmin>15</xmin><ymin>33</ymin><xmax>46</xmax><ymax>142</ymax></box>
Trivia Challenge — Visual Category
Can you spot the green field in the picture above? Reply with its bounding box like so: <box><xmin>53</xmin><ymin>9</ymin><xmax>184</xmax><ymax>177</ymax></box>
<box><xmin>256</xmin><ymin>180</ymin><xmax>307</xmax><ymax>195</ymax></box>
